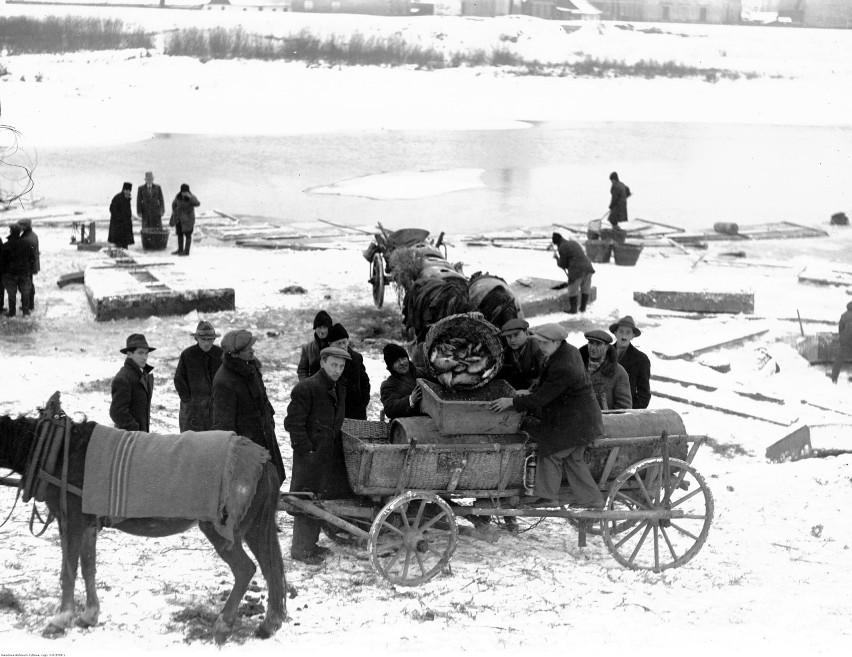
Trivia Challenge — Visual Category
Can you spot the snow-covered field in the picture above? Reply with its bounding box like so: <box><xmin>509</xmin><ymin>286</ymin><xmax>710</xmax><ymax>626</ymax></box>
<box><xmin>1</xmin><ymin>5</ymin><xmax>851</xmax><ymax>656</ymax></box>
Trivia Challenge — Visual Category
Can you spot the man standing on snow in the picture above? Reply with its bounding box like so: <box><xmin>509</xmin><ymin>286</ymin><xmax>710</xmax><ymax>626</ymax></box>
<box><xmin>110</xmin><ymin>334</ymin><xmax>155</xmax><ymax>432</ymax></box>
<box><xmin>829</xmin><ymin>301</ymin><xmax>852</xmax><ymax>384</ymax></box>
<box><xmin>137</xmin><ymin>171</ymin><xmax>165</xmax><ymax>231</ymax></box>
<box><xmin>17</xmin><ymin>218</ymin><xmax>39</xmax><ymax>314</ymax></box>
<box><xmin>608</xmin><ymin>171</ymin><xmax>631</xmax><ymax>229</ymax></box>
<box><xmin>552</xmin><ymin>232</ymin><xmax>595</xmax><ymax>314</ymax></box>
<box><xmin>108</xmin><ymin>182</ymin><xmax>134</xmax><ymax>249</ymax></box>
<box><xmin>609</xmin><ymin>316</ymin><xmax>652</xmax><ymax>409</ymax></box>
<box><xmin>174</xmin><ymin>320</ymin><xmax>223</xmax><ymax>432</ymax></box>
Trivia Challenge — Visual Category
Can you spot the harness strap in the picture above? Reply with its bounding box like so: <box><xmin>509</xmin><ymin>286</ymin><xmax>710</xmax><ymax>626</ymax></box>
<box><xmin>37</xmin><ymin>471</ymin><xmax>82</xmax><ymax>498</ymax></box>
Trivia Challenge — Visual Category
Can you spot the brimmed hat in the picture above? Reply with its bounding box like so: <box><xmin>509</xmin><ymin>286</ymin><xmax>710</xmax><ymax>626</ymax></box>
<box><xmin>533</xmin><ymin>323</ymin><xmax>568</xmax><ymax>342</ymax></box>
<box><xmin>122</xmin><ymin>182</ymin><xmax>132</xmax><ymax>191</ymax></box>
<box><xmin>192</xmin><ymin>320</ymin><xmax>219</xmax><ymax>338</ymax></box>
<box><xmin>313</xmin><ymin>310</ymin><xmax>333</xmax><ymax>330</ymax></box>
<box><xmin>328</xmin><ymin>323</ymin><xmax>349</xmax><ymax>343</ymax></box>
<box><xmin>383</xmin><ymin>343</ymin><xmax>409</xmax><ymax>369</ymax></box>
<box><xmin>609</xmin><ymin>316</ymin><xmax>641</xmax><ymax>337</ymax></box>
<box><xmin>321</xmin><ymin>346</ymin><xmax>351</xmax><ymax>361</ymax></box>
<box><xmin>584</xmin><ymin>329</ymin><xmax>613</xmax><ymax>345</ymax></box>
<box><xmin>121</xmin><ymin>333</ymin><xmax>155</xmax><ymax>354</ymax></box>
<box><xmin>221</xmin><ymin>329</ymin><xmax>257</xmax><ymax>355</ymax></box>
<box><xmin>500</xmin><ymin>318</ymin><xmax>530</xmax><ymax>335</ymax></box>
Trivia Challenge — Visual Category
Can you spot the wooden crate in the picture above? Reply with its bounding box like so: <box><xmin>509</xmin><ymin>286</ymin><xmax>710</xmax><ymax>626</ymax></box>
<box><xmin>418</xmin><ymin>378</ymin><xmax>525</xmax><ymax>435</ymax></box>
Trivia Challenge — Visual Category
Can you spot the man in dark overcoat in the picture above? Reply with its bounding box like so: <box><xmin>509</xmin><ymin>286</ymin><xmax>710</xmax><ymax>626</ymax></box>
<box><xmin>170</xmin><ymin>183</ymin><xmax>200</xmax><ymax>256</ymax></box>
<box><xmin>17</xmin><ymin>218</ymin><xmax>39</xmax><ymax>313</ymax></box>
<box><xmin>491</xmin><ymin>323</ymin><xmax>604</xmax><ymax>509</ymax></box>
<box><xmin>110</xmin><ymin>334</ymin><xmax>155</xmax><ymax>432</ymax></box>
<box><xmin>284</xmin><ymin>347</ymin><xmax>353</xmax><ymax>564</ymax></box>
<box><xmin>137</xmin><ymin>171</ymin><xmax>165</xmax><ymax>230</ymax></box>
<box><xmin>380</xmin><ymin>343</ymin><xmax>425</xmax><ymax>420</ymax></box>
<box><xmin>829</xmin><ymin>301</ymin><xmax>852</xmax><ymax>383</ymax></box>
<box><xmin>211</xmin><ymin>329</ymin><xmax>286</xmax><ymax>485</ymax></box>
<box><xmin>496</xmin><ymin>317</ymin><xmax>546</xmax><ymax>392</ymax></box>
<box><xmin>108</xmin><ymin>182</ymin><xmax>134</xmax><ymax>249</ymax></box>
<box><xmin>552</xmin><ymin>232</ymin><xmax>595</xmax><ymax>314</ymax></box>
<box><xmin>174</xmin><ymin>320</ymin><xmax>224</xmax><ymax>432</ymax></box>
<box><xmin>610</xmin><ymin>316</ymin><xmax>652</xmax><ymax>409</ymax></box>
<box><xmin>1</xmin><ymin>224</ymin><xmax>34</xmax><ymax>318</ymax></box>
<box><xmin>608</xmin><ymin>171</ymin><xmax>631</xmax><ymax>228</ymax></box>
<box><xmin>297</xmin><ymin>310</ymin><xmax>333</xmax><ymax>380</ymax></box>
<box><xmin>327</xmin><ymin>322</ymin><xmax>370</xmax><ymax>419</ymax></box>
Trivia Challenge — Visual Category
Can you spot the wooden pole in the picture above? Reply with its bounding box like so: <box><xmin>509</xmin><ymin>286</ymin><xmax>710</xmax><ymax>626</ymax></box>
<box><xmin>213</xmin><ymin>209</ymin><xmax>242</xmax><ymax>223</ymax></box>
<box><xmin>317</xmin><ymin>218</ymin><xmax>374</xmax><ymax>235</ymax></box>
<box><xmin>633</xmin><ymin>217</ymin><xmax>686</xmax><ymax>234</ymax></box>
<box><xmin>796</xmin><ymin>309</ymin><xmax>805</xmax><ymax>337</ymax></box>
<box><xmin>278</xmin><ymin>496</ymin><xmax>370</xmax><ymax>544</ymax></box>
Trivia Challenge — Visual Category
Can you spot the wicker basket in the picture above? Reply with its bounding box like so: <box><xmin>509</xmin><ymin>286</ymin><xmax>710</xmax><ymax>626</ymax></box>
<box><xmin>341</xmin><ymin>419</ymin><xmax>530</xmax><ymax>496</ymax></box>
<box><xmin>613</xmin><ymin>242</ymin><xmax>644</xmax><ymax>266</ymax></box>
<box><xmin>422</xmin><ymin>312</ymin><xmax>503</xmax><ymax>389</ymax></box>
<box><xmin>585</xmin><ymin>240</ymin><xmax>612</xmax><ymax>263</ymax></box>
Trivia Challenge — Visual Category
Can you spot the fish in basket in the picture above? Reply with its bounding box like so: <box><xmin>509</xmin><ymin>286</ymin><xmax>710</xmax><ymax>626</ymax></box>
<box><xmin>424</xmin><ymin>312</ymin><xmax>504</xmax><ymax>390</ymax></box>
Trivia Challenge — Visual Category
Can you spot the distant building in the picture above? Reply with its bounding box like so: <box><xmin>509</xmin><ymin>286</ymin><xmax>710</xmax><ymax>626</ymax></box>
<box><xmin>776</xmin><ymin>0</ymin><xmax>852</xmax><ymax>28</ymax></box>
<box><xmin>288</xmin><ymin>0</ymin><xmax>426</xmax><ymax>14</ymax></box>
<box><xmin>588</xmin><ymin>0</ymin><xmax>743</xmax><ymax>24</ymax></box>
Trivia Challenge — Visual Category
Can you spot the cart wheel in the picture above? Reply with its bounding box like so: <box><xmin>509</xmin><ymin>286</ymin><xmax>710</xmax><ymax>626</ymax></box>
<box><xmin>567</xmin><ymin>492</ymin><xmax>640</xmax><ymax>537</ymax></box>
<box><xmin>368</xmin><ymin>491</ymin><xmax>458</xmax><ymax>586</ymax></box>
<box><xmin>370</xmin><ymin>253</ymin><xmax>385</xmax><ymax>308</ymax></box>
<box><xmin>602</xmin><ymin>457</ymin><xmax>714</xmax><ymax>572</ymax></box>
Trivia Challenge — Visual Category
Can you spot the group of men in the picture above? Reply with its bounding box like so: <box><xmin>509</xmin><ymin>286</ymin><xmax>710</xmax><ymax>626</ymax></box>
<box><xmin>0</xmin><ymin>217</ymin><xmax>40</xmax><ymax>318</ymax></box>
<box><xmin>109</xmin><ymin>172</ymin><xmax>200</xmax><ymax>256</ymax></box>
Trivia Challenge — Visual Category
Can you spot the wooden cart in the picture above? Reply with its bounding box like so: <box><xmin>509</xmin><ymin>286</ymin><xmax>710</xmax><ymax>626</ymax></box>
<box><xmin>278</xmin><ymin>413</ymin><xmax>714</xmax><ymax>586</ymax></box>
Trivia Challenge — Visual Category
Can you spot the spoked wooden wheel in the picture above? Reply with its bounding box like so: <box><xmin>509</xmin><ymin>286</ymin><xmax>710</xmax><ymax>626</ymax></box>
<box><xmin>567</xmin><ymin>493</ymin><xmax>640</xmax><ymax>537</ymax></box>
<box><xmin>368</xmin><ymin>492</ymin><xmax>458</xmax><ymax>586</ymax></box>
<box><xmin>602</xmin><ymin>457</ymin><xmax>714</xmax><ymax>572</ymax></box>
<box><xmin>370</xmin><ymin>253</ymin><xmax>385</xmax><ymax>308</ymax></box>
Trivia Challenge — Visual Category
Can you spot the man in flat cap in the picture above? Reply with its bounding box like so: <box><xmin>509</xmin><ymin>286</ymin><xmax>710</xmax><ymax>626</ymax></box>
<box><xmin>610</xmin><ymin>316</ymin><xmax>651</xmax><ymax>409</ymax></box>
<box><xmin>297</xmin><ymin>310</ymin><xmax>333</xmax><ymax>381</ymax></box>
<box><xmin>327</xmin><ymin>322</ymin><xmax>371</xmax><ymax>419</ymax></box>
<box><xmin>284</xmin><ymin>346</ymin><xmax>353</xmax><ymax>564</ymax></box>
<box><xmin>110</xmin><ymin>334</ymin><xmax>155</xmax><ymax>432</ymax></box>
<box><xmin>380</xmin><ymin>343</ymin><xmax>426</xmax><ymax>420</ymax></box>
<box><xmin>490</xmin><ymin>323</ymin><xmax>604</xmax><ymax>509</ymax></box>
<box><xmin>212</xmin><ymin>330</ymin><xmax>286</xmax><ymax>485</ymax></box>
<box><xmin>496</xmin><ymin>317</ymin><xmax>546</xmax><ymax>392</ymax></box>
<box><xmin>579</xmin><ymin>329</ymin><xmax>632</xmax><ymax>410</ymax></box>
<box><xmin>137</xmin><ymin>171</ymin><xmax>165</xmax><ymax>232</ymax></box>
<box><xmin>16</xmin><ymin>218</ymin><xmax>39</xmax><ymax>314</ymax></box>
<box><xmin>174</xmin><ymin>320</ymin><xmax>224</xmax><ymax>432</ymax></box>
<box><xmin>552</xmin><ymin>232</ymin><xmax>595</xmax><ymax>314</ymax></box>
<box><xmin>108</xmin><ymin>182</ymin><xmax>135</xmax><ymax>250</ymax></box>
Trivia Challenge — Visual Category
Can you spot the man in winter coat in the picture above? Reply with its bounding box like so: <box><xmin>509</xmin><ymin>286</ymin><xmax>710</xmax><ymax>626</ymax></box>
<box><xmin>380</xmin><ymin>343</ymin><xmax>426</xmax><ymax>420</ymax></box>
<box><xmin>108</xmin><ymin>182</ymin><xmax>134</xmax><ymax>249</ymax></box>
<box><xmin>284</xmin><ymin>346</ymin><xmax>353</xmax><ymax>564</ymax></box>
<box><xmin>552</xmin><ymin>232</ymin><xmax>595</xmax><ymax>314</ymax></box>
<box><xmin>297</xmin><ymin>310</ymin><xmax>333</xmax><ymax>381</ymax></box>
<box><xmin>496</xmin><ymin>317</ymin><xmax>546</xmax><ymax>392</ymax></box>
<box><xmin>110</xmin><ymin>334</ymin><xmax>155</xmax><ymax>432</ymax></box>
<box><xmin>137</xmin><ymin>171</ymin><xmax>165</xmax><ymax>230</ymax></box>
<box><xmin>174</xmin><ymin>320</ymin><xmax>224</xmax><ymax>432</ymax></box>
<box><xmin>1</xmin><ymin>224</ymin><xmax>34</xmax><ymax>318</ymax></box>
<box><xmin>829</xmin><ymin>301</ymin><xmax>852</xmax><ymax>383</ymax></box>
<box><xmin>610</xmin><ymin>316</ymin><xmax>652</xmax><ymax>409</ymax></box>
<box><xmin>490</xmin><ymin>323</ymin><xmax>604</xmax><ymax>509</ymax></box>
<box><xmin>17</xmin><ymin>218</ymin><xmax>39</xmax><ymax>313</ymax></box>
<box><xmin>608</xmin><ymin>171</ymin><xmax>631</xmax><ymax>228</ymax></box>
<box><xmin>327</xmin><ymin>322</ymin><xmax>370</xmax><ymax>419</ymax></box>
<box><xmin>0</xmin><ymin>233</ymin><xmax>3</xmax><ymax>313</ymax></box>
<box><xmin>579</xmin><ymin>329</ymin><xmax>632</xmax><ymax>410</ymax></box>
<box><xmin>170</xmin><ymin>183</ymin><xmax>200</xmax><ymax>256</ymax></box>
<box><xmin>211</xmin><ymin>329</ymin><xmax>286</xmax><ymax>485</ymax></box>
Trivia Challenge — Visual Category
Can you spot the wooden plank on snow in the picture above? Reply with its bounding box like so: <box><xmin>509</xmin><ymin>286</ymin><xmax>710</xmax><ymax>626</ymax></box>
<box><xmin>634</xmin><ymin>289</ymin><xmax>755</xmax><ymax>314</ymax></box>
<box><xmin>650</xmin><ymin>322</ymin><xmax>770</xmax><ymax>360</ymax></box>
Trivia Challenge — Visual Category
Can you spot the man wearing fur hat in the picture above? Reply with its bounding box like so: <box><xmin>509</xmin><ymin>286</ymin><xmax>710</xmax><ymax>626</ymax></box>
<box><xmin>297</xmin><ymin>310</ymin><xmax>333</xmax><ymax>380</ymax></box>
<box><xmin>110</xmin><ymin>334</ymin><xmax>155</xmax><ymax>432</ymax></box>
<box><xmin>170</xmin><ymin>183</ymin><xmax>200</xmax><ymax>256</ymax></box>
<box><xmin>284</xmin><ymin>346</ymin><xmax>353</xmax><ymax>564</ymax></box>
<box><xmin>610</xmin><ymin>316</ymin><xmax>651</xmax><ymax>409</ymax></box>
<box><xmin>137</xmin><ymin>171</ymin><xmax>165</xmax><ymax>231</ymax></box>
<box><xmin>380</xmin><ymin>343</ymin><xmax>426</xmax><ymax>420</ymax></box>
<box><xmin>579</xmin><ymin>329</ymin><xmax>632</xmax><ymax>410</ymax></box>
<box><xmin>17</xmin><ymin>218</ymin><xmax>39</xmax><ymax>314</ymax></box>
<box><xmin>108</xmin><ymin>182</ymin><xmax>134</xmax><ymax>250</ymax></box>
<box><xmin>829</xmin><ymin>301</ymin><xmax>852</xmax><ymax>383</ymax></box>
<box><xmin>174</xmin><ymin>321</ymin><xmax>224</xmax><ymax>432</ymax></box>
<box><xmin>212</xmin><ymin>330</ymin><xmax>286</xmax><ymax>485</ymax></box>
<box><xmin>551</xmin><ymin>232</ymin><xmax>595</xmax><ymax>314</ymax></box>
<box><xmin>327</xmin><ymin>322</ymin><xmax>371</xmax><ymax>419</ymax></box>
<box><xmin>496</xmin><ymin>317</ymin><xmax>546</xmax><ymax>392</ymax></box>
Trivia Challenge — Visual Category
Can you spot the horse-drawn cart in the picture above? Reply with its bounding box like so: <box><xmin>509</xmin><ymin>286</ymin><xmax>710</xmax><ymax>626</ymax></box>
<box><xmin>278</xmin><ymin>410</ymin><xmax>714</xmax><ymax>586</ymax></box>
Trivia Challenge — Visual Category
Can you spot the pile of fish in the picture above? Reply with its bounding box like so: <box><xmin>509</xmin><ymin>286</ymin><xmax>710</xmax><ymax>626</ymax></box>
<box><xmin>429</xmin><ymin>337</ymin><xmax>498</xmax><ymax>389</ymax></box>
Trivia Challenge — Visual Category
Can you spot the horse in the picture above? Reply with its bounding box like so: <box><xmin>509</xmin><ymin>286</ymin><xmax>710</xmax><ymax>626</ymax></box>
<box><xmin>0</xmin><ymin>396</ymin><xmax>286</xmax><ymax>644</ymax></box>
<box><xmin>468</xmin><ymin>271</ymin><xmax>524</xmax><ymax>329</ymax></box>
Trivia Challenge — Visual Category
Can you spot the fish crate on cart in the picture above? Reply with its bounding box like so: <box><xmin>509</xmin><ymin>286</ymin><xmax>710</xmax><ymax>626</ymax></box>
<box><xmin>418</xmin><ymin>378</ymin><xmax>525</xmax><ymax>435</ymax></box>
<box><xmin>341</xmin><ymin>419</ymin><xmax>531</xmax><ymax>497</ymax></box>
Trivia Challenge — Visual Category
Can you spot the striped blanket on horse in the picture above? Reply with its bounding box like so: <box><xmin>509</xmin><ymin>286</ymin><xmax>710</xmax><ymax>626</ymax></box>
<box><xmin>82</xmin><ymin>425</ymin><xmax>269</xmax><ymax>544</ymax></box>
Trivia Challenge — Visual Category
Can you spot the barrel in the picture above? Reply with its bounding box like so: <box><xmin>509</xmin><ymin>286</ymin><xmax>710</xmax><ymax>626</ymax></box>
<box><xmin>390</xmin><ymin>417</ymin><xmax>528</xmax><ymax>446</ymax></box>
<box><xmin>140</xmin><ymin>227</ymin><xmax>169</xmax><ymax>251</ymax></box>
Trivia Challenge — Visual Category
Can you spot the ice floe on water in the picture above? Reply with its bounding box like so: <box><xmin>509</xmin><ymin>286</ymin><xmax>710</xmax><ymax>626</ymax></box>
<box><xmin>307</xmin><ymin>168</ymin><xmax>486</xmax><ymax>200</ymax></box>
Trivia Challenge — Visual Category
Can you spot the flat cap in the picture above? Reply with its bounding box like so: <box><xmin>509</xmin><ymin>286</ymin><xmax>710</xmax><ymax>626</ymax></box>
<box><xmin>584</xmin><ymin>329</ymin><xmax>613</xmax><ymax>344</ymax></box>
<box><xmin>532</xmin><ymin>323</ymin><xmax>568</xmax><ymax>342</ymax></box>
<box><xmin>321</xmin><ymin>346</ymin><xmax>351</xmax><ymax>361</ymax></box>
<box><xmin>221</xmin><ymin>329</ymin><xmax>257</xmax><ymax>354</ymax></box>
<box><xmin>500</xmin><ymin>318</ymin><xmax>530</xmax><ymax>335</ymax></box>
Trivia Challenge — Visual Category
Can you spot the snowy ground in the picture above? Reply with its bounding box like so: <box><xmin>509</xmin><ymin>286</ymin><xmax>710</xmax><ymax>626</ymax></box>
<box><xmin>1</xmin><ymin>5</ymin><xmax>851</xmax><ymax>657</ymax></box>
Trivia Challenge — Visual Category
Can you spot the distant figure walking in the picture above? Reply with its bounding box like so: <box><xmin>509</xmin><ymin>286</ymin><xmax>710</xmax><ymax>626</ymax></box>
<box><xmin>170</xmin><ymin>184</ymin><xmax>200</xmax><ymax>256</ymax></box>
<box><xmin>551</xmin><ymin>232</ymin><xmax>595</xmax><ymax>314</ymax></box>
<box><xmin>608</xmin><ymin>172</ymin><xmax>631</xmax><ymax>229</ymax></box>
<box><xmin>174</xmin><ymin>320</ymin><xmax>223</xmax><ymax>432</ymax></box>
<box><xmin>108</xmin><ymin>182</ymin><xmax>135</xmax><ymax>249</ymax></box>
<box><xmin>829</xmin><ymin>301</ymin><xmax>852</xmax><ymax>384</ymax></box>
<box><xmin>17</xmin><ymin>218</ymin><xmax>39</xmax><ymax>314</ymax></box>
<box><xmin>137</xmin><ymin>171</ymin><xmax>165</xmax><ymax>230</ymax></box>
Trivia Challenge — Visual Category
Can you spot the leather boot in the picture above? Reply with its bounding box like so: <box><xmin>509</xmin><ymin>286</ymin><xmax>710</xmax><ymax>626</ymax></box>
<box><xmin>580</xmin><ymin>293</ymin><xmax>590</xmax><ymax>312</ymax></box>
<box><xmin>567</xmin><ymin>295</ymin><xmax>579</xmax><ymax>314</ymax></box>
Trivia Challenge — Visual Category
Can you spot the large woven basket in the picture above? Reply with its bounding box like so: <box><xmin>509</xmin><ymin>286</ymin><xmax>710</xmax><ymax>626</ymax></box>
<box><xmin>341</xmin><ymin>419</ymin><xmax>529</xmax><ymax>497</ymax></box>
<box><xmin>422</xmin><ymin>312</ymin><xmax>504</xmax><ymax>389</ymax></box>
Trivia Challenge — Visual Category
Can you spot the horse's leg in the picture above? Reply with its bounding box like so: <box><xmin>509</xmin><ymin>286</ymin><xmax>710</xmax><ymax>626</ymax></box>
<box><xmin>198</xmin><ymin>522</ymin><xmax>256</xmax><ymax>645</ymax></box>
<box><xmin>243</xmin><ymin>504</ymin><xmax>287</xmax><ymax>638</ymax></box>
<box><xmin>43</xmin><ymin>506</ymin><xmax>83</xmax><ymax>637</ymax></box>
<box><xmin>76</xmin><ymin>522</ymin><xmax>100</xmax><ymax>628</ymax></box>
